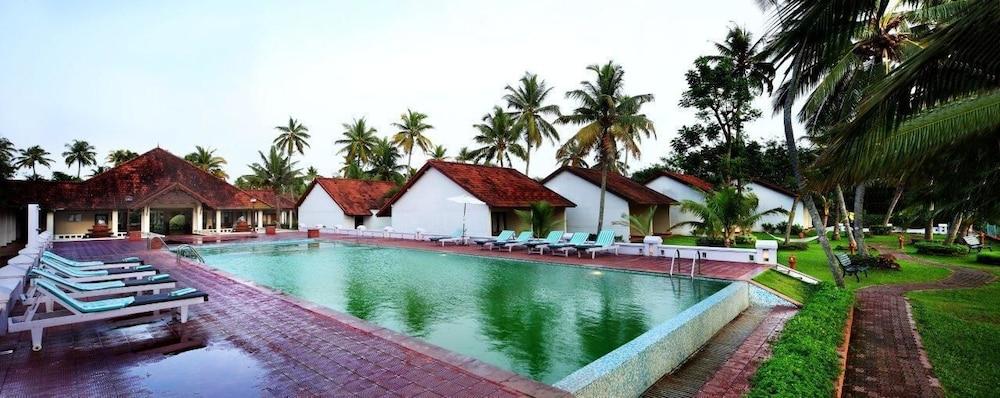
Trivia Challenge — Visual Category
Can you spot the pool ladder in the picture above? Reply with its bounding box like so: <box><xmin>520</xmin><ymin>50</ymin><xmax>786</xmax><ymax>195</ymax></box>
<box><xmin>174</xmin><ymin>244</ymin><xmax>206</xmax><ymax>263</ymax></box>
<box><xmin>668</xmin><ymin>249</ymin><xmax>699</xmax><ymax>278</ymax></box>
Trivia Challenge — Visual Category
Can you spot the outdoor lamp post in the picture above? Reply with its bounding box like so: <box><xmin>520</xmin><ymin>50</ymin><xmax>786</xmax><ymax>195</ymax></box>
<box><xmin>250</xmin><ymin>198</ymin><xmax>257</xmax><ymax>232</ymax></box>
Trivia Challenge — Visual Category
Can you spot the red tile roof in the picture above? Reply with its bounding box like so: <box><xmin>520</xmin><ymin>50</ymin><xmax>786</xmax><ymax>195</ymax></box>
<box><xmin>377</xmin><ymin>161</ymin><xmax>574</xmax><ymax>216</ymax></box>
<box><xmin>298</xmin><ymin>178</ymin><xmax>397</xmax><ymax>217</ymax></box>
<box><xmin>541</xmin><ymin>166</ymin><xmax>676</xmax><ymax>205</ymax></box>
<box><xmin>646</xmin><ymin>171</ymin><xmax>715</xmax><ymax>192</ymax></box>
<box><xmin>245</xmin><ymin>189</ymin><xmax>298</xmax><ymax>209</ymax></box>
<box><xmin>0</xmin><ymin>148</ymin><xmax>260</xmax><ymax>210</ymax></box>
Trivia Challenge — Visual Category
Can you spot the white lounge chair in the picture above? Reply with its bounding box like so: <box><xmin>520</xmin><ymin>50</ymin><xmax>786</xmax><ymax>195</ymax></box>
<box><xmin>23</xmin><ymin>268</ymin><xmax>177</xmax><ymax>308</ymax></box>
<box><xmin>429</xmin><ymin>228</ymin><xmax>462</xmax><ymax>242</ymax></box>
<box><xmin>497</xmin><ymin>231</ymin><xmax>535</xmax><ymax>252</ymax></box>
<box><xmin>8</xmin><ymin>279</ymin><xmax>208</xmax><ymax>351</ymax></box>
<box><xmin>548</xmin><ymin>233</ymin><xmax>590</xmax><ymax>257</ymax></box>
<box><xmin>40</xmin><ymin>257</ymin><xmax>157</xmax><ymax>282</ymax></box>
<box><xmin>43</xmin><ymin>251</ymin><xmax>143</xmax><ymax>269</ymax></box>
<box><xmin>581</xmin><ymin>230</ymin><xmax>619</xmax><ymax>259</ymax></box>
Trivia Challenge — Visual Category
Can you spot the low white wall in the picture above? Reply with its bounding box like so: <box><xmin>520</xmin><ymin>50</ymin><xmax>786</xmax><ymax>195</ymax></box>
<box><xmin>555</xmin><ymin>282</ymin><xmax>750</xmax><ymax>397</ymax></box>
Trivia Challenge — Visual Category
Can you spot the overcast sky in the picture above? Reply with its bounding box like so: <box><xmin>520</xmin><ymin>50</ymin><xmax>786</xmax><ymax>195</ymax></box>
<box><xmin>0</xmin><ymin>0</ymin><xmax>789</xmax><ymax>181</ymax></box>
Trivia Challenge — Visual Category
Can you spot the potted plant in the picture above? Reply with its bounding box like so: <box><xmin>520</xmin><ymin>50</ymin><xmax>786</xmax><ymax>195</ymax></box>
<box><xmin>265</xmin><ymin>224</ymin><xmax>277</xmax><ymax>235</ymax></box>
<box><xmin>514</xmin><ymin>201</ymin><xmax>562</xmax><ymax>239</ymax></box>
<box><xmin>614</xmin><ymin>206</ymin><xmax>661</xmax><ymax>255</ymax></box>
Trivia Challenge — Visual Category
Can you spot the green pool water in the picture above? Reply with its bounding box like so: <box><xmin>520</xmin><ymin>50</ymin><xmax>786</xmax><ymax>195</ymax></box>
<box><xmin>198</xmin><ymin>240</ymin><xmax>728</xmax><ymax>384</ymax></box>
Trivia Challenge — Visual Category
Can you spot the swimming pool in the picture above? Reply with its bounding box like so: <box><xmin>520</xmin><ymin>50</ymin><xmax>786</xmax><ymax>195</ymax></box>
<box><xmin>198</xmin><ymin>240</ymin><xmax>730</xmax><ymax>385</ymax></box>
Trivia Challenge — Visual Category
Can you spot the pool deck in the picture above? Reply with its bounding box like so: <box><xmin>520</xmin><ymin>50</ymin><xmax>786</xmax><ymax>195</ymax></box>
<box><xmin>0</xmin><ymin>233</ymin><xmax>771</xmax><ymax>396</ymax></box>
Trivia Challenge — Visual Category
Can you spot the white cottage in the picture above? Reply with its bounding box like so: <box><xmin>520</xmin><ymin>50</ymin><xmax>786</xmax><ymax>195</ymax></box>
<box><xmin>746</xmin><ymin>180</ymin><xmax>810</xmax><ymax>230</ymax></box>
<box><xmin>643</xmin><ymin>171</ymin><xmax>715</xmax><ymax>235</ymax></box>
<box><xmin>377</xmin><ymin>161</ymin><xmax>575</xmax><ymax>237</ymax></box>
<box><xmin>296</xmin><ymin>178</ymin><xmax>396</xmax><ymax>230</ymax></box>
<box><xmin>542</xmin><ymin>167</ymin><xmax>675</xmax><ymax>240</ymax></box>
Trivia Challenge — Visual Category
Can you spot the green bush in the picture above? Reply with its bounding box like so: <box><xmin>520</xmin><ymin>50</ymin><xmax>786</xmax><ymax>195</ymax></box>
<box><xmin>779</xmin><ymin>242</ymin><xmax>809</xmax><ymax>251</ymax></box>
<box><xmin>914</xmin><ymin>241</ymin><xmax>969</xmax><ymax>257</ymax></box>
<box><xmin>748</xmin><ymin>283</ymin><xmax>854</xmax><ymax>398</ymax></box>
<box><xmin>869</xmin><ymin>225</ymin><xmax>892</xmax><ymax>235</ymax></box>
<box><xmin>696</xmin><ymin>236</ymin><xmax>727</xmax><ymax>247</ymax></box>
<box><xmin>735</xmin><ymin>235</ymin><xmax>757</xmax><ymax>245</ymax></box>
<box><xmin>850</xmin><ymin>253</ymin><xmax>901</xmax><ymax>270</ymax></box>
<box><xmin>977</xmin><ymin>252</ymin><xmax>1000</xmax><ymax>265</ymax></box>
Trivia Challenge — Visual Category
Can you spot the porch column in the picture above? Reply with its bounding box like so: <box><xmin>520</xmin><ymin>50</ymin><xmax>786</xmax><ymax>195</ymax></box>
<box><xmin>193</xmin><ymin>204</ymin><xmax>203</xmax><ymax>231</ymax></box>
<box><xmin>256</xmin><ymin>210</ymin><xmax>263</xmax><ymax>229</ymax></box>
<box><xmin>289</xmin><ymin>211</ymin><xmax>294</xmax><ymax>229</ymax></box>
<box><xmin>215</xmin><ymin>210</ymin><xmax>222</xmax><ymax>233</ymax></box>
<box><xmin>110</xmin><ymin>210</ymin><xmax>119</xmax><ymax>234</ymax></box>
<box><xmin>27</xmin><ymin>204</ymin><xmax>40</xmax><ymax>244</ymax></box>
<box><xmin>141</xmin><ymin>206</ymin><xmax>150</xmax><ymax>234</ymax></box>
<box><xmin>46</xmin><ymin>211</ymin><xmax>55</xmax><ymax>235</ymax></box>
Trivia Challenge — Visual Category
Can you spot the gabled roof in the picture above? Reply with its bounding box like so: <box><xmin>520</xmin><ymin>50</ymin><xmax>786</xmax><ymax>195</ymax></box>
<box><xmin>645</xmin><ymin>171</ymin><xmax>715</xmax><ymax>192</ymax></box>
<box><xmin>245</xmin><ymin>189</ymin><xmax>298</xmax><ymax>209</ymax></box>
<box><xmin>0</xmin><ymin>148</ymin><xmax>260</xmax><ymax>210</ymax></box>
<box><xmin>541</xmin><ymin>166</ymin><xmax>676</xmax><ymax>205</ymax></box>
<box><xmin>377</xmin><ymin>161</ymin><xmax>574</xmax><ymax>216</ymax></box>
<box><xmin>750</xmin><ymin>179</ymin><xmax>798</xmax><ymax>197</ymax></box>
<box><xmin>297</xmin><ymin>178</ymin><xmax>397</xmax><ymax>217</ymax></box>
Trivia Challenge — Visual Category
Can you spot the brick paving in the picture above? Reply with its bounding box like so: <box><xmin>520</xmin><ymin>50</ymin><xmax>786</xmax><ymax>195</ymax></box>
<box><xmin>0</xmin><ymin>233</ymin><xmax>767</xmax><ymax>396</ymax></box>
<box><xmin>843</xmin><ymin>249</ymin><xmax>996</xmax><ymax>398</ymax></box>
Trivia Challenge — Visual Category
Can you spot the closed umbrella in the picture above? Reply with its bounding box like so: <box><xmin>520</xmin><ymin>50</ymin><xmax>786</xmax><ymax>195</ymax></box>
<box><xmin>447</xmin><ymin>195</ymin><xmax>485</xmax><ymax>237</ymax></box>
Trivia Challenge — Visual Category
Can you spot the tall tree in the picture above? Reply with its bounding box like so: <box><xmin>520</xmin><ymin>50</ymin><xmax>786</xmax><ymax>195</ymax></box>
<box><xmin>429</xmin><ymin>145</ymin><xmax>448</xmax><ymax>160</ymax></box>
<box><xmin>248</xmin><ymin>146</ymin><xmax>300</xmax><ymax>228</ymax></box>
<box><xmin>184</xmin><ymin>146</ymin><xmax>228</xmax><ymax>179</ymax></box>
<box><xmin>336</xmin><ymin>118</ymin><xmax>379</xmax><ymax>169</ymax></box>
<box><xmin>612</xmin><ymin>95</ymin><xmax>656</xmax><ymax>173</ymax></box>
<box><xmin>273</xmin><ymin>117</ymin><xmax>311</xmax><ymax>158</ymax></box>
<box><xmin>0</xmin><ymin>137</ymin><xmax>16</xmax><ymax>180</ymax></box>
<box><xmin>391</xmin><ymin>110</ymin><xmax>434</xmax><ymax>169</ymax></box>
<box><xmin>471</xmin><ymin>106</ymin><xmax>526</xmax><ymax>168</ymax></box>
<box><xmin>16</xmin><ymin>145</ymin><xmax>54</xmax><ymax>179</ymax></box>
<box><xmin>555</xmin><ymin>139</ymin><xmax>590</xmax><ymax>168</ymax></box>
<box><xmin>303</xmin><ymin>166</ymin><xmax>320</xmax><ymax>184</ymax></box>
<box><xmin>366</xmin><ymin>137</ymin><xmax>407</xmax><ymax>183</ymax></box>
<box><xmin>62</xmin><ymin>140</ymin><xmax>97</xmax><ymax>178</ymax></box>
<box><xmin>106</xmin><ymin>149</ymin><xmax>139</xmax><ymax>166</ymax></box>
<box><xmin>504</xmin><ymin>72</ymin><xmax>561</xmax><ymax>175</ymax></box>
<box><xmin>558</xmin><ymin>61</ymin><xmax>654</xmax><ymax>232</ymax></box>
<box><xmin>455</xmin><ymin>147</ymin><xmax>476</xmax><ymax>163</ymax></box>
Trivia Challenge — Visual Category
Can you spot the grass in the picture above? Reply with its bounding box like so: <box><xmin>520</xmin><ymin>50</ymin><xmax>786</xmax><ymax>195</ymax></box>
<box><xmin>752</xmin><ymin>269</ymin><xmax>813</xmax><ymax>303</ymax></box>
<box><xmin>906</xmin><ymin>266</ymin><xmax>1000</xmax><ymax>398</ymax></box>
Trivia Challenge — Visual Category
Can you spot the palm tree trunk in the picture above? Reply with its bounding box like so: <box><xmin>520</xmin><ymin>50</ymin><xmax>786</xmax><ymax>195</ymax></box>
<box><xmin>924</xmin><ymin>202</ymin><xmax>935</xmax><ymax>240</ymax></box>
<box><xmin>836</xmin><ymin>185</ymin><xmax>857</xmax><ymax>247</ymax></box>
<box><xmin>853</xmin><ymin>182</ymin><xmax>869</xmax><ymax>256</ymax></box>
<box><xmin>597</xmin><ymin>161</ymin><xmax>608</xmax><ymax>234</ymax></box>
<box><xmin>832</xmin><ymin>206</ymin><xmax>842</xmax><ymax>240</ymax></box>
<box><xmin>782</xmin><ymin>74</ymin><xmax>844</xmax><ymax>288</ymax></box>
<box><xmin>943</xmin><ymin>211</ymin><xmax>964</xmax><ymax>245</ymax></box>
<box><xmin>407</xmin><ymin>149</ymin><xmax>413</xmax><ymax>169</ymax></box>
<box><xmin>883</xmin><ymin>177</ymin><xmax>905</xmax><ymax>226</ymax></box>
<box><xmin>77</xmin><ymin>162</ymin><xmax>81</xmax><ymax>178</ymax></box>
<box><xmin>524</xmin><ymin>142</ymin><xmax>531</xmax><ymax>175</ymax></box>
<box><xmin>274</xmin><ymin>187</ymin><xmax>282</xmax><ymax>229</ymax></box>
<box><xmin>783</xmin><ymin>196</ymin><xmax>799</xmax><ymax>244</ymax></box>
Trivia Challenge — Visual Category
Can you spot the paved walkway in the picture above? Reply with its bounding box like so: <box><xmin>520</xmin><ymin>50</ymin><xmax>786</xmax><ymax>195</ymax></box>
<box><xmin>843</xmin><ymin>249</ymin><xmax>995</xmax><ymax>398</ymax></box>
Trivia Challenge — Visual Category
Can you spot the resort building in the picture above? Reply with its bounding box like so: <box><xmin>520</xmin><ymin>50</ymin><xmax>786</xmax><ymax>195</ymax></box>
<box><xmin>243</xmin><ymin>189</ymin><xmax>298</xmax><ymax>228</ymax></box>
<box><xmin>747</xmin><ymin>179</ymin><xmax>810</xmax><ymax>230</ymax></box>
<box><xmin>644</xmin><ymin>171</ymin><xmax>714</xmax><ymax>235</ymax></box>
<box><xmin>377</xmin><ymin>160</ymin><xmax>575</xmax><ymax>237</ymax></box>
<box><xmin>0</xmin><ymin>148</ymin><xmax>287</xmax><ymax>240</ymax></box>
<box><xmin>542</xmin><ymin>166</ymin><xmax>675</xmax><ymax>240</ymax></box>
<box><xmin>296</xmin><ymin>178</ymin><xmax>395</xmax><ymax>230</ymax></box>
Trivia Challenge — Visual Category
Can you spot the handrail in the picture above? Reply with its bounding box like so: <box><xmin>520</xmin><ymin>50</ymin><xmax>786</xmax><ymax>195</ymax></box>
<box><xmin>174</xmin><ymin>244</ymin><xmax>206</xmax><ymax>263</ymax></box>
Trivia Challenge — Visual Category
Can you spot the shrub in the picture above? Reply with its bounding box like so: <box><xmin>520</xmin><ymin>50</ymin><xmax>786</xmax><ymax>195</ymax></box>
<box><xmin>977</xmin><ymin>252</ymin><xmax>1000</xmax><ymax>265</ymax></box>
<box><xmin>696</xmin><ymin>236</ymin><xmax>727</xmax><ymax>247</ymax></box>
<box><xmin>914</xmin><ymin>241</ymin><xmax>969</xmax><ymax>256</ymax></box>
<box><xmin>771</xmin><ymin>221</ymin><xmax>804</xmax><ymax>236</ymax></box>
<box><xmin>735</xmin><ymin>235</ymin><xmax>757</xmax><ymax>245</ymax></box>
<box><xmin>869</xmin><ymin>225</ymin><xmax>892</xmax><ymax>235</ymax></box>
<box><xmin>748</xmin><ymin>283</ymin><xmax>854</xmax><ymax>397</ymax></box>
<box><xmin>850</xmin><ymin>253</ymin><xmax>901</xmax><ymax>270</ymax></box>
<box><xmin>779</xmin><ymin>242</ymin><xmax>809</xmax><ymax>251</ymax></box>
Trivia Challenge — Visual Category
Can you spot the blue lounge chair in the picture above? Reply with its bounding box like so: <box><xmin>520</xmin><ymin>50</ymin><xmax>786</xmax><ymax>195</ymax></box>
<box><xmin>24</xmin><ymin>268</ymin><xmax>177</xmax><ymax>307</ymax></box>
<box><xmin>40</xmin><ymin>257</ymin><xmax>157</xmax><ymax>282</ymax></box>
<box><xmin>429</xmin><ymin>229</ymin><xmax>462</xmax><ymax>243</ymax></box>
<box><xmin>525</xmin><ymin>231</ymin><xmax>564</xmax><ymax>255</ymax></box>
<box><xmin>8</xmin><ymin>279</ymin><xmax>208</xmax><ymax>351</ymax></box>
<box><xmin>43</xmin><ymin>251</ymin><xmax>142</xmax><ymax>269</ymax></box>
<box><xmin>579</xmin><ymin>230</ymin><xmax>619</xmax><ymax>259</ymax></box>
<box><xmin>497</xmin><ymin>231</ymin><xmax>535</xmax><ymax>252</ymax></box>
<box><xmin>475</xmin><ymin>230</ymin><xmax>514</xmax><ymax>250</ymax></box>
<box><xmin>548</xmin><ymin>233</ymin><xmax>589</xmax><ymax>257</ymax></box>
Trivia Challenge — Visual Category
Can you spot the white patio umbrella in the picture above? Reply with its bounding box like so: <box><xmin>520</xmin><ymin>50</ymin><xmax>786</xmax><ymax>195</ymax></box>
<box><xmin>447</xmin><ymin>195</ymin><xmax>486</xmax><ymax>237</ymax></box>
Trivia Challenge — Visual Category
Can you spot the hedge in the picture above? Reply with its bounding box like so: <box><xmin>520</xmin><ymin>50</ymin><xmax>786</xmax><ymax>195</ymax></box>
<box><xmin>778</xmin><ymin>242</ymin><xmax>809</xmax><ymax>251</ymax></box>
<box><xmin>913</xmin><ymin>241</ymin><xmax>969</xmax><ymax>256</ymax></box>
<box><xmin>977</xmin><ymin>252</ymin><xmax>1000</xmax><ymax>265</ymax></box>
<box><xmin>748</xmin><ymin>283</ymin><xmax>854</xmax><ymax>398</ymax></box>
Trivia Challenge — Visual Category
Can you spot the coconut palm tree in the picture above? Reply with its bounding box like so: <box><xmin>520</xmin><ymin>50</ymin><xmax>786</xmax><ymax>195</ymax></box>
<box><xmin>555</xmin><ymin>139</ymin><xmax>590</xmax><ymax>168</ymax></box>
<box><xmin>429</xmin><ymin>145</ymin><xmax>448</xmax><ymax>160</ymax></box>
<box><xmin>336</xmin><ymin>118</ymin><xmax>379</xmax><ymax>167</ymax></box>
<box><xmin>0</xmin><ymin>137</ymin><xmax>16</xmax><ymax>180</ymax></box>
<box><xmin>16</xmin><ymin>145</ymin><xmax>54</xmax><ymax>179</ymax></box>
<box><xmin>366</xmin><ymin>137</ymin><xmax>407</xmax><ymax>183</ymax></box>
<box><xmin>106</xmin><ymin>149</ymin><xmax>138</xmax><ymax>166</ymax></box>
<box><xmin>455</xmin><ymin>147</ymin><xmax>476</xmax><ymax>163</ymax></box>
<box><xmin>273</xmin><ymin>117</ymin><xmax>311</xmax><ymax>158</ymax></box>
<box><xmin>248</xmin><ymin>146</ymin><xmax>300</xmax><ymax>228</ymax></box>
<box><xmin>513</xmin><ymin>201</ymin><xmax>561</xmax><ymax>238</ymax></box>
<box><xmin>504</xmin><ymin>72</ymin><xmax>560</xmax><ymax>175</ymax></box>
<box><xmin>391</xmin><ymin>110</ymin><xmax>434</xmax><ymax>169</ymax></box>
<box><xmin>612</xmin><ymin>95</ymin><xmax>655</xmax><ymax>173</ymax></box>
<box><xmin>673</xmin><ymin>186</ymin><xmax>786</xmax><ymax>247</ymax></box>
<box><xmin>303</xmin><ymin>166</ymin><xmax>320</xmax><ymax>184</ymax></box>
<box><xmin>89</xmin><ymin>165</ymin><xmax>110</xmax><ymax>177</ymax></box>
<box><xmin>472</xmin><ymin>106</ymin><xmax>526</xmax><ymax>168</ymax></box>
<box><xmin>184</xmin><ymin>146</ymin><xmax>228</xmax><ymax>179</ymax></box>
<box><xmin>62</xmin><ymin>140</ymin><xmax>97</xmax><ymax>178</ymax></box>
<box><xmin>709</xmin><ymin>25</ymin><xmax>775</xmax><ymax>95</ymax></box>
<box><xmin>558</xmin><ymin>61</ymin><xmax>654</xmax><ymax>232</ymax></box>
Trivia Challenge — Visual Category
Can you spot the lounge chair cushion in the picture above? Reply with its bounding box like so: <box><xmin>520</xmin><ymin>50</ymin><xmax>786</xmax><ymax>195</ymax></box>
<box><xmin>132</xmin><ymin>290</ymin><xmax>209</xmax><ymax>306</ymax></box>
<box><xmin>35</xmin><ymin>280</ymin><xmax>135</xmax><ymax>313</ymax></box>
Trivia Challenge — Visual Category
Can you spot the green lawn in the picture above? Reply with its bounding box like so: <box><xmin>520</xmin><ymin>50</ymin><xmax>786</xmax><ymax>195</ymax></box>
<box><xmin>907</xmin><ymin>266</ymin><xmax>1000</xmax><ymax>398</ymax></box>
<box><xmin>752</xmin><ymin>269</ymin><xmax>813</xmax><ymax>303</ymax></box>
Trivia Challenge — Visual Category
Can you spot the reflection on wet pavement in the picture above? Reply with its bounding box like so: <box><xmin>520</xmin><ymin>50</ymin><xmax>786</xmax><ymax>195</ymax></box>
<box><xmin>127</xmin><ymin>344</ymin><xmax>266</xmax><ymax>397</ymax></box>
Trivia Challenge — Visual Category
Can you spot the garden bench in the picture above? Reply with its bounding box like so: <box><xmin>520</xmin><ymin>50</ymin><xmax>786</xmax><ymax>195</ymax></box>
<box><xmin>836</xmin><ymin>253</ymin><xmax>869</xmax><ymax>282</ymax></box>
<box><xmin>962</xmin><ymin>236</ymin><xmax>991</xmax><ymax>253</ymax></box>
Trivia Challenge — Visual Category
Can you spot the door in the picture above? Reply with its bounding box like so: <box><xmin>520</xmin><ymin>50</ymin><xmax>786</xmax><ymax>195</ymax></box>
<box><xmin>491</xmin><ymin>212</ymin><xmax>507</xmax><ymax>235</ymax></box>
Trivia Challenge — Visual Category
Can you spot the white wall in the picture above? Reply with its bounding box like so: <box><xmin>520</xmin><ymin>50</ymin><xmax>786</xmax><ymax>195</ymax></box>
<box><xmin>544</xmin><ymin>172</ymin><xmax>629</xmax><ymax>237</ymax></box>
<box><xmin>747</xmin><ymin>183</ymin><xmax>810</xmax><ymax>231</ymax></box>
<box><xmin>297</xmin><ymin>186</ymin><xmax>354</xmax><ymax>229</ymax></box>
<box><xmin>390</xmin><ymin>168</ymin><xmax>492</xmax><ymax>236</ymax></box>
<box><xmin>645</xmin><ymin>176</ymin><xmax>705</xmax><ymax>235</ymax></box>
